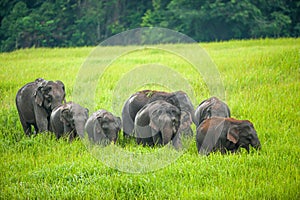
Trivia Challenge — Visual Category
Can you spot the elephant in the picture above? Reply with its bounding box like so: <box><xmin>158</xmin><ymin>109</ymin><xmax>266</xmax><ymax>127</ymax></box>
<box><xmin>50</xmin><ymin>101</ymin><xmax>89</xmax><ymax>140</ymax></box>
<box><xmin>122</xmin><ymin>90</ymin><xmax>195</xmax><ymax>137</ymax></box>
<box><xmin>196</xmin><ymin>117</ymin><xmax>261</xmax><ymax>155</ymax></box>
<box><xmin>16</xmin><ymin>78</ymin><xmax>65</xmax><ymax>136</ymax></box>
<box><xmin>134</xmin><ymin>100</ymin><xmax>182</xmax><ymax>149</ymax></box>
<box><xmin>85</xmin><ymin>109</ymin><xmax>121</xmax><ymax>146</ymax></box>
<box><xmin>194</xmin><ymin>97</ymin><xmax>231</xmax><ymax>127</ymax></box>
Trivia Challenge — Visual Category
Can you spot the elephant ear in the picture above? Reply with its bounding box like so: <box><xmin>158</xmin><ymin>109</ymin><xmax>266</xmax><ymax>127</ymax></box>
<box><xmin>227</xmin><ymin>126</ymin><xmax>239</xmax><ymax>144</ymax></box>
<box><xmin>56</xmin><ymin>80</ymin><xmax>66</xmax><ymax>101</ymax></box>
<box><xmin>93</xmin><ymin>118</ymin><xmax>102</xmax><ymax>134</ymax></box>
<box><xmin>60</xmin><ymin>104</ymin><xmax>71</xmax><ymax>124</ymax></box>
<box><xmin>34</xmin><ymin>89</ymin><xmax>44</xmax><ymax>106</ymax></box>
<box><xmin>55</xmin><ymin>80</ymin><xmax>65</xmax><ymax>92</ymax></box>
<box><xmin>149</xmin><ymin>109</ymin><xmax>162</xmax><ymax>132</ymax></box>
<box><xmin>195</xmin><ymin>99</ymin><xmax>212</xmax><ymax>125</ymax></box>
<box><xmin>33</xmin><ymin>80</ymin><xmax>48</xmax><ymax>106</ymax></box>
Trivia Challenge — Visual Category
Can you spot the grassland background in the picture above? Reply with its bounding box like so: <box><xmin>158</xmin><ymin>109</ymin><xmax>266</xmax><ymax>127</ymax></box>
<box><xmin>0</xmin><ymin>38</ymin><xmax>299</xmax><ymax>199</ymax></box>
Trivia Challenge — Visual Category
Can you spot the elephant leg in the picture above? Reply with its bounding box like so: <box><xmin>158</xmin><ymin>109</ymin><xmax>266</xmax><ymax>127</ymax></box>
<box><xmin>18</xmin><ymin>113</ymin><xmax>32</xmax><ymax>136</ymax></box>
<box><xmin>152</xmin><ymin>129</ymin><xmax>162</xmax><ymax>145</ymax></box>
<box><xmin>136</xmin><ymin>137</ymin><xmax>142</xmax><ymax>145</ymax></box>
<box><xmin>68</xmin><ymin>130</ymin><xmax>76</xmax><ymax>142</ymax></box>
<box><xmin>33</xmin><ymin>124</ymin><xmax>39</xmax><ymax>135</ymax></box>
<box><xmin>22</xmin><ymin>122</ymin><xmax>32</xmax><ymax>136</ymax></box>
<box><xmin>63</xmin><ymin>125</ymin><xmax>72</xmax><ymax>138</ymax></box>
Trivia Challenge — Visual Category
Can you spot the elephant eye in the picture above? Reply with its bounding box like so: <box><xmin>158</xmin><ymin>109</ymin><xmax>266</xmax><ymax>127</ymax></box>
<box><xmin>156</xmin><ymin>110</ymin><xmax>162</xmax><ymax>115</ymax></box>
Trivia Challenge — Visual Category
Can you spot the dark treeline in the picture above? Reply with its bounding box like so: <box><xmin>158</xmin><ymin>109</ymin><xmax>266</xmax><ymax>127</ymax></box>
<box><xmin>0</xmin><ymin>0</ymin><xmax>299</xmax><ymax>52</ymax></box>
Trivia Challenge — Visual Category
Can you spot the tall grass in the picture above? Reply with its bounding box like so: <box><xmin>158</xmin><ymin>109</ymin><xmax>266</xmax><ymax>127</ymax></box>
<box><xmin>0</xmin><ymin>38</ymin><xmax>299</xmax><ymax>199</ymax></box>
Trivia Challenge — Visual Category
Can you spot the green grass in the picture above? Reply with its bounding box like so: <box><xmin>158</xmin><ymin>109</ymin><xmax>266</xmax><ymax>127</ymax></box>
<box><xmin>0</xmin><ymin>38</ymin><xmax>299</xmax><ymax>199</ymax></box>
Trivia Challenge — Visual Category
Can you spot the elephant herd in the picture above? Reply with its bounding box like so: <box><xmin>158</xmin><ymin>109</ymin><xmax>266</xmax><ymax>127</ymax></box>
<box><xmin>16</xmin><ymin>78</ymin><xmax>261</xmax><ymax>155</ymax></box>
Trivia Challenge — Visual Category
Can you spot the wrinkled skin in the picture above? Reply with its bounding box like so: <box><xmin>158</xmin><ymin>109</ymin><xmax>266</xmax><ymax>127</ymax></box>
<box><xmin>196</xmin><ymin>117</ymin><xmax>261</xmax><ymax>155</ymax></box>
<box><xmin>134</xmin><ymin>100</ymin><xmax>182</xmax><ymax>149</ymax></box>
<box><xmin>50</xmin><ymin>102</ymin><xmax>89</xmax><ymax>141</ymax></box>
<box><xmin>16</xmin><ymin>78</ymin><xmax>65</xmax><ymax>136</ymax></box>
<box><xmin>85</xmin><ymin>109</ymin><xmax>121</xmax><ymax>146</ymax></box>
<box><xmin>194</xmin><ymin>97</ymin><xmax>231</xmax><ymax>127</ymax></box>
<box><xmin>122</xmin><ymin>90</ymin><xmax>195</xmax><ymax>137</ymax></box>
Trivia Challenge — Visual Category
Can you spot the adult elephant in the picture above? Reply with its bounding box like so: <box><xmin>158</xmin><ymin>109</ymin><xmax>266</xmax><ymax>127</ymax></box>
<box><xmin>122</xmin><ymin>90</ymin><xmax>195</xmax><ymax>137</ymax></box>
<box><xmin>194</xmin><ymin>97</ymin><xmax>230</xmax><ymax>127</ymax></box>
<box><xmin>134</xmin><ymin>100</ymin><xmax>182</xmax><ymax>149</ymax></box>
<box><xmin>196</xmin><ymin>117</ymin><xmax>261</xmax><ymax>155</ymax></box>
<box><xmin>85</xmin><ymin>109</ymin><xmax>121</xmax><ymax>146</ymax></box>
<box><xmin>50</xmin><ymin>102</ymin><xmax>89</xmax><ymax>141</ymax></box>
<box><xmin>16</xmin><ymin>78</ymin><xmax>65</xmax><ymax>136</ymax></box>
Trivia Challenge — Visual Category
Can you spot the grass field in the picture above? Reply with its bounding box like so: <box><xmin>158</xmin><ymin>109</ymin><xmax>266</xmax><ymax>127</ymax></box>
<box><xmin>0</xmin><ymin>38</ymin><xmax>299</xmax><ymax>199</ymax></box>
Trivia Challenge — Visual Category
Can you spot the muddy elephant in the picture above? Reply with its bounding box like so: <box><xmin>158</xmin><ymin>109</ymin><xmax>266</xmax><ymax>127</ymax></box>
<box><xmin>122</xmin><ymin>90</ymin><xmax>195</xmax><ymax>137</ymax></box>
<box><xmin>194</xmin><ymin>97</ymin><xmax>230</xmax><ymax>127</ymax></box>
<box><xmin>85</xmin><ymin>109</ymin><xmax>121</xmax><ymax>146</ymax></box>
<box><xmin>196</xmin><ymin>117</ymin><xmax>261</xmax><ymax>155</ymax></box>
<box><xmin>50</xmin><ymin>102</ymin><xmax>89</xmax><ymax>140</ymax></box>
<box><xmin>16</xmin><ymin>78</ymin><xmax>65</xmax><ymax>136</ymax></box>
<box><xmin>134</xmin><ymin>100</ymin><xmax>182</xmax><ymax>149</ymax></box>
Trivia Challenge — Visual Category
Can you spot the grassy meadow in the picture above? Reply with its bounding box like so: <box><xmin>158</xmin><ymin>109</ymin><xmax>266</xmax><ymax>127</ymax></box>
<box><xmin>0</xmin><ymin>38</ymin><xmax>299</xmax><ymax>199</ymax></box>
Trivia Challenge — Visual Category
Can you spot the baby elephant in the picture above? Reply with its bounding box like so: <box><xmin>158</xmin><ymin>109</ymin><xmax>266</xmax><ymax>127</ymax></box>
<box><xmin>85</xmin><ymin>110</ymin><xmax>121</xmax><ymax>146</ymax></box>
<box><xmin>194</xmin><ymin>97</ymin><xmax>231</xmax><ymax>127</ymax></box>
<box><xmin>196</xmin><ymin>117</ymin><xmax>261</xmax><ymax>155</ymax></box>
<box><xmin>50</xmin><ymin>102</ymin><xmax>89</xmax><ymax>140</ymax></box>
<box><xmin>134</xmin><ymin>100</ymin><xmax>182</xmax><ymax>149</ymax></box>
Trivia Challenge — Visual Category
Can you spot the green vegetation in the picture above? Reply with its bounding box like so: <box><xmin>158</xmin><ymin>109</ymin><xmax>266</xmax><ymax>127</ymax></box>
<box><xmin>1</xmin><ymin>0</ymin><xmax>299</xmax><ymax>51</ymax></box>
<box><xmin>0</xmin><ymin>38</ymin><xmax>299</xmax><ymax>199</ymax></box>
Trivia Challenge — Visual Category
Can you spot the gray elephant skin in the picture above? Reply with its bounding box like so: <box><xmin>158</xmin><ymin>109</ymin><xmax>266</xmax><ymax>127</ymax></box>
<box><xmin>196</xmin><ymin>117</ymin><xmax>261</xmax><ymax>155</ymax></box>
<box><xmin>50</xmin><ymin>102</ymin><xmax>89</xmax><ymax>140</ymax></box>
<box><xmin>85</xmin><ymin>109</ymin><xmax>121</xmax><ymax>146</ymax></box>
<box><xmin>122</xmin><ymin>90</ymin><xmax>195</xmax><ymax>137</ymax></box>
<box><xmin>134</xmin><ymin>100</ymin><xmax>182</xmax><ymax>149</ymax></box>
<box><xmin>194</xmin><ymin>97</ymin><xmax>230</xmax><ymax>127</ymax></box>
<box><xmin>16</xmin><ymin>78</ymin><xmax>65</xmax><ymax>135</ymax></box>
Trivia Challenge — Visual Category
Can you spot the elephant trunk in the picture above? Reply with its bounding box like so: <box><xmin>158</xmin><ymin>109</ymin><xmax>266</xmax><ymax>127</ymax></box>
<box><xmin>251</xmin><ymin>129</ymin><xmax>261</xmax><ymax>150</ymax></box>
<box><xmin>252</xmin><ymin>139</ymin><xmax>261</xmax><ymax>150</ymax></box>
<box><xmin>107</xmin><ymin>129</ymin><xmax>118</xmax><ymax>144</ymax></box>
<box><xmin>74</xmin><ymin>119</ymin><xmax>86</xmax><ymax>138</ymax></box>
<box><xmin>159</xmin><ymin>114</ymin><xmax>176</xmax><ymax>145</ymax></box>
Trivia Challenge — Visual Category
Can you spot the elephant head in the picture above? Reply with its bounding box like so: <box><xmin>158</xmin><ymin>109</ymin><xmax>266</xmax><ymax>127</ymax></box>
<box><xmin>196</xmin><ymin>117</ymin><xmax>261</xmax><ymax>155</ymax></box>
<box><xmin>86</xmin><ymin>110</ymin><xmax>121</xmax><ymax>146</ymax></box>
<box><xmin>134</xmin><ymin>100</ymin><xmax>181</xmax><ymax>148</ymax></box>
<box><xmin>195</xmin><ymin>97</ymin><xmax>230</xmax><ymax>127</ymax></box>
<box><xmin>34</xmin><ymin>79</ymin><xmax>65</xmax><ymax>112</ymax></box>
<box><xmin>226</xmin><ymin>119</ymin><xmax>261</xmax><ymax>152</ymax></box>
<box><xmin>59</xmin><ymin>102</ymin><xmax>89</xmax><ymax>140</ymax></box>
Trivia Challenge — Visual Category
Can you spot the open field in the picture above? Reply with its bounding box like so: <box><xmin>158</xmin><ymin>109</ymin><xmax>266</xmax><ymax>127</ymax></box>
<box><xmin>0</xmin><ymin>38</ymin><xmax>299</xmax><ymax>199</ymax></box>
